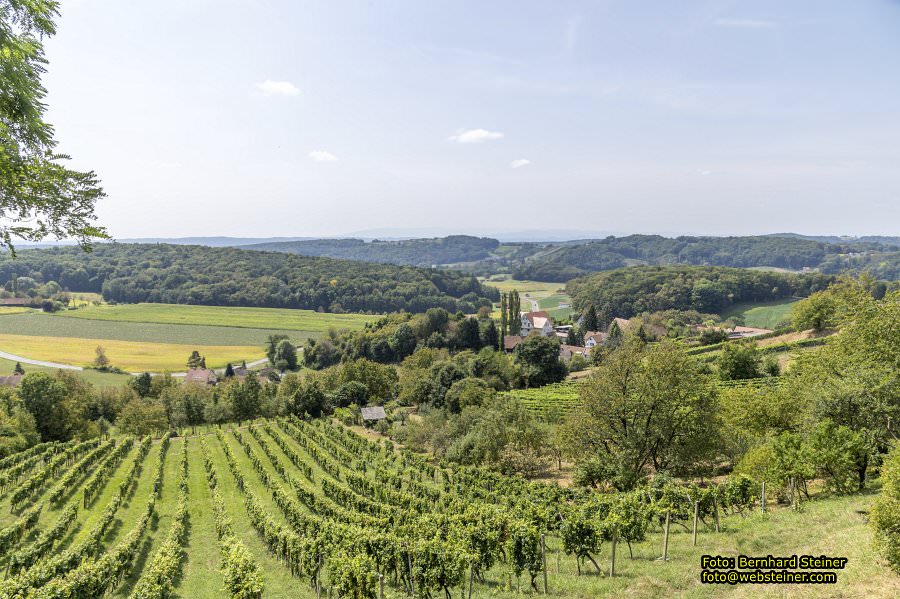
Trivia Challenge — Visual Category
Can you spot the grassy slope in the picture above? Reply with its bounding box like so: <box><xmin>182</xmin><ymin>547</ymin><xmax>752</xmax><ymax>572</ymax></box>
<box><xmin>721</xmin><ymin>299</ymin><xmax>798</xmax><ymax>329</ymax></box>
<box><xmin>0</xmin><ymin>333</ymin><xmax>264</xmax><ymax>371</ymax></box>
<box><xmin>56</xmin><ymin>303</ymin><xmax>372</xmax><ymax>332</ymax></box>
<box><xmin>0</xmin><ymin>355</ymin><xmax>131</xmax><ymax>386</ymax></box>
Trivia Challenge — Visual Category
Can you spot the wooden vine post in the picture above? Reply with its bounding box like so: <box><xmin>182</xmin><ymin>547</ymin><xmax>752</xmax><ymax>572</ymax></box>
<box><xmin>661</xmin><ymin>510</ymin><xmax>671</xmax><ymax>561</ymax></box>
<box><xmin>713</xmin><ymin>496</ymin><xmax>720</xmax><ymax>532</ymax></box>
<box><xmin>378</xmin><ymin>574</ymin><xmax>383</xmax><ymax>599</ymax></box>
<box><xmin>609</xmin><ymin>528</ymin><xmax>618</xmax><ymax>577</ymax></box>
<box><xmin>790</xmin><ymin>477</ymin><xmax>796</xmax><ymax>510</ymax></box>
<box><xmin>467</xmin><ymin>565</ymin><xmax>474</xmax><ymax>599</ymax></box>
<box><xmin>541</xmin><ymin>533</ymin><xmax>548</xmax><ymax>594</ymax></box>
<box><xmin>692</xmin><ymin>501</ymin><xmax>700</xmax><ymax>546</ymax></box>
<box><xmin>761</xmin><ymin>482</ymin><xmax>767</xmax><ymax>514</ymax></box>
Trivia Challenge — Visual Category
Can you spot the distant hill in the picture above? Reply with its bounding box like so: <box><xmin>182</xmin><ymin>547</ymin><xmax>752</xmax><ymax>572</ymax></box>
<box><xmin>512</xmin><ymin>234</ymin><xmax>900</xmax><ymax>282</ymax></box>
<box><xmin>0</xmin><ymin>244</ymin><xmax>498</xmax><ymax>314</ymax></box>
<box><xmin>118</xmin><ymin>236</ymin><xmax>314</xmax><ymax>247</ymax></box>
<box><xmin>243</xmin><ymin>235</ymin><xmax>502</xmax><ymax>266</ymax></box>
<box><xmin>767</xmin><ymin>233</ymin><xmax>900</xmax><ymax>247</ymax></box>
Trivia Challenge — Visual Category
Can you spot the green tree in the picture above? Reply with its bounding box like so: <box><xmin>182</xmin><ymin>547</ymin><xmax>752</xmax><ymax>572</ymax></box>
<box><xmin>92</xmin><ymin>345</ymin><xmax>109</xmax><ymax>369</ymax></box>
<box><xmin>391</xmin><ymin>323</ymin><xmax>417</xmax><ymax>359</ymax></box>
<box><xmin>186</xmin><ymin>350</ymin><xmax>203</xmax><ymax>369</ymax></box>
<box><xmin>224</xmin><ymin>363</ymin><xmax>235</xmax><ymax>378</ymax></box>
<box><xmin>499</xmin><ymin>292</ymin><xmax>508</xmax><ymax>343</ymax></box>
<box><xmin>792</xmin><ymin>289</ymin><xmax>838</xmax><ymax>331</ymax></box>
<box><xmin>605</xmin><ymin>320</ymin><xmax>623</xmax><ymax>348</ymax></box>
<box><xmin>454</xmin><ymin>317</ymin><xmax>482</xmax><ymax>351</ymax></box>
<box><xmin>129</xmin><ymin>372</ymin><xmax>152</xmax><ymax>397</ymax></box>
<box><xmin>872</xmin><ymin>443</ymin><xmax>900</xmax><ymax>573</ymax></box>
<box><xmin>566</xmin><ymin>341</ymin><xmax>717</xmax><ymax>489</ymax></box>
<box><xmin>265</xmin><ymin>334</ymin><xmax>290</xmax><ymax>364</ymax></box>
<box><xmin>117</xmin><ymin>399</ymin><xmax>168</xmax><ymax>436</ymax></box>
<box><xmin>273</xmin><ymin>339</ymin><xmax>298</xmax><ymax>371</ymax></box>
<box><xmin>514</xmin><ymin>335</ymin><xmax>567</xmax><ymax>388</ymax></box>
<box><xmin>17</xmin><ymin>372</ymin><xmax>70</xmax><ymax>441</ymax></box>
<box><xmin>480</xmin><ymin>319</ymin><xmax>499</xmax><ymax>350</ymax></box>
<box><xmin>717</xmin><ymin>342</ymin><xmax>762</xmax><ymax>381</ymax></box>
<box><xmin>583</xmin><ymin>304</ymin><xmax>598</xmax><ymax>332</ymax></box>
<box><xmin>13</xmin><ymin>362</ymin><xmax>24</xmax><ymax>375</ymax></box>
<box><xmin>0</xmin><ymin>0</ymin><xmax>107</xmax><ymax>252</ymax></box>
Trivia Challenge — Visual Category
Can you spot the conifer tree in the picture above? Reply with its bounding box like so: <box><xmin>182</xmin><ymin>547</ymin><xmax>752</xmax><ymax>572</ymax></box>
<box><xmin>224</xmin><ymin>363</ymin><xmax>235</xmax><ymax>378</ymax></box>
<box><xmin>13</xmin><ymin>362</ymin><xmax>24</xmax><ymax>375</ymax></box>
<box><xmin>583</xmin><ymin>305</ymin><xmax>599</xmax><ymax>332</ymax></box>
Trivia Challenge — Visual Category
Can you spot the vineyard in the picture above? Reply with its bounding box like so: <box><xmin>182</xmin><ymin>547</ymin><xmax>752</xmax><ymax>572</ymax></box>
<box><xmin>500</xmin><ymin>382</ymin><xmax>582</xmax><ymax>421</ymax></box>
<box><xmin>0</xmin><ymin>418</ymin><xmax>883</xmax><ymax>598</ymax></box>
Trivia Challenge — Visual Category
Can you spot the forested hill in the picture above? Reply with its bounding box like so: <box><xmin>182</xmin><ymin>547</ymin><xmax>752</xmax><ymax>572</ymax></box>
<box><xmin>567</xmin><ymin>265</ymin><xmax>836</xmax><ymax>318</ymax></box>
<box><xmin>513</xmin><ymin>234</ymin><xmax>900</xmax><ymax>282</ymax></box>
<box><xmin>243</xmin><ymin>235</ymin><xmax>501</xmax><ymax>266</ymax></box>
<box><xmin>0</xmin><ymin>244</ymin><xmax>497</xmax><ymax>314</ymax></box>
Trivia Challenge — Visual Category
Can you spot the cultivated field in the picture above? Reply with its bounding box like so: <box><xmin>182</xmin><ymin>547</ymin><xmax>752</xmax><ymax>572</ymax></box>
<box><xmin>0</xmin><ymin>333</ymin><xmax>264</xmax><ymax>371</ymax></box>
<box><xmin>56</xmin><ymin>303</ymin><xmax>373</xmax><ymax>332</ymax></box>
<box><xmin>0</xmin><ymin>421</ymin><xmax>892</xmax><ymax>599</ymax></box>
<box><xmin>485</xmin><ymin>279</ymin><xmax>574</xmax><ymax>319</ymax></box>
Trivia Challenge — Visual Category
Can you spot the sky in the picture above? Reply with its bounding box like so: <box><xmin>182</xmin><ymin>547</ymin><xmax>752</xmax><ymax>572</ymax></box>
<box><xmin>42</xmin><ymin>0</ymin><xmax>900</xmax><ymax>239</ymax></box>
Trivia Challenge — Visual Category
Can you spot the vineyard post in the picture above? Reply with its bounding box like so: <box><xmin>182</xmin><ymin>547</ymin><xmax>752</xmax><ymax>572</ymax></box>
<box><xmin>468</xmin><ymin>565</ymin><xmax>473</xmax><ymax>599</ymax></box>
<box><xmin>541</xmin><ymin>533</ymin><xmax>548</xmax><ymax>593</ymax></box>
<box><xmin>379</xmin><ymin>573</ymin><xmax>383</xmax><ymax>599</ymax></box>
<box><xmin>761</xmin><ymin>482</ymin><xmax>766</xmax><ymax>514</ymax></box>
<box><xmin>692</xmin><ymin>501</ymin><xmax>699</xmax><ymax>547</ymax></box>
<box><xmin>609</xmin><ymin>528</ymin><xmax>617</xmax><ymax>577</ymax></box>
<box><xmin>556</xmin><ymin>549</ymin><xmax>560</xmax><ymax>574</ymax></box>
<box><xmin>713</xmin><ymin>496</ymin><xmax>720</xmax><ymax>533</ymax></box>
<box><xmin>790</xmin><ymin>477</ymin><xmax>795</xmax><ymax>510</ymax></box>
<box><xmin>661</xmin><ymin>510</ymin><xmax>671</xmax><ymax>561</ymax></box>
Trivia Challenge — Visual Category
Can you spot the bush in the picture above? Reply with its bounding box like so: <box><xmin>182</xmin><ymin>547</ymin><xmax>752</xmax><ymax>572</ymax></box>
<box><xmin>872</xmin><ymin>443</ymin><xmax>900</xmax><ymax>573</ymax></box>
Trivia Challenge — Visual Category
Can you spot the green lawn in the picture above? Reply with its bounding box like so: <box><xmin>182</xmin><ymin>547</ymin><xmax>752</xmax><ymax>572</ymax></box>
<box><xmin>722</xmin><ymin>299</ymin><xmax>798</xmax><ymax>329</ymax></box>
<box><xmin>57</xmin><ymin>303</ymin><xmax>373</xmax><ymax>332</ymax></box>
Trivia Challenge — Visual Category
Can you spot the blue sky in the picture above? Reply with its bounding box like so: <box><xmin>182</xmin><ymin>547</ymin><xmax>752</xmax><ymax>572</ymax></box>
<box><xmin>44</xmin><ymin>0</ymin><xmax>900</xmax><ymax>239</ymax></box>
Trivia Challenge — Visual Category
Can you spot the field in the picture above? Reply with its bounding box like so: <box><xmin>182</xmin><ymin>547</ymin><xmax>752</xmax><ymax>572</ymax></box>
<box><xmin>722</xmin><ymin>299</ymin><xmax>798</xmax><ymax>329</ymax></box>
<box><xmin>0</xmin><ymin>420</ymin><xmax>893</xmax><ymax>599</ymax></box>
<box><xmin>0</xmin><ymin>355</ymin><xmax>131</xmax><ymax>386</ymax></box>
<box><xmin>0</xmin><ymin>333</ymin><xmax>264</xmax><ymax>371</ymax></box>
<box><xmin>0</xmin><ymin>307</ymin><xmax>29</xmax><ymax>316</ymax></box>
<box><xmin>484</xmin><ymin>279</ymin><xmax>574</xmax><ymax>319</ymax></box>
<box><xmin>0</xmin><ymin>306</ymin><xmax>373</xmax><ymax>371</ymax></box>
<box><xmin>56</xmin><ymin>303</ymin><xmax>373</xmax><ymax>332</ymax></box>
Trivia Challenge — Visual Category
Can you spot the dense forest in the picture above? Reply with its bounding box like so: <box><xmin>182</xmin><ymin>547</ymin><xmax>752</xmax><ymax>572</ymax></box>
<box><xmin>566</xmin><ymin>265</ymin><xmax>837</xmax><ymax>318</ymax></box>
<box><xmin>514</xmin><ymin>235</ymin><xmax>900</xmax><ymax>282</ymax></box>
<box><xmin>244</xmin><ymin>235</ymin><xmax>501</xmax><ymax>266</ymax></box>
<box><xmin>0</xmin><ymin>244</ymin><xmax>498</xmax><ymax>313</ymax></box>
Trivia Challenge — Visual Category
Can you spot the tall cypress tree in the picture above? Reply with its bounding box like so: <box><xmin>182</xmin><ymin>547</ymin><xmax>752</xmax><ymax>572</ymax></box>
<box><xmin>508</xmin><ymin>290</ymin><xmax>521</xmax><ymax>335</ymax></box>
<box><xmin>499</xmin><ymin>292</ymin><xmax>508</xmax><ymax>345</ymax></box>
<box><xmin>583</xmin><ymin>305</ymin><xmax>599</xmax><ymax>332</ymax></box>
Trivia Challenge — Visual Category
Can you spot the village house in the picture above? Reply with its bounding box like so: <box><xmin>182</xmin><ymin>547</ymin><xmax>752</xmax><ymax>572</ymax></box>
<box><xmin>584</xmin><ymin>331</ymin><xmax>607</xmax><ymax>348</ymax></box>
<box><xmin>559</xmin><ymin>344</ymin><xmax>589</xmax><ymax>361</ymax></box>
<box><xmin>0</xmin><ymin>374</ymin><xmax>23</xmax><ymax>387</ymax></box>
<box><xmin>519</xmin><ymin>311</ymin><xmax>554</xmax><ymax>337</ymax></box>
<box><xmin>184</xmin><ymin>367</ymin><xmax>218</xmax><ymax>386</ymax></box>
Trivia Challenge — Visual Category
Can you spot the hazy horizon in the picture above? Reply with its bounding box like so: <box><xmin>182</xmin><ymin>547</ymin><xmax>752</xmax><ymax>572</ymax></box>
<box><xmin>41</xmin><ymin>1</ymin><xmax>900</xmax><ymax>239</ymax></box>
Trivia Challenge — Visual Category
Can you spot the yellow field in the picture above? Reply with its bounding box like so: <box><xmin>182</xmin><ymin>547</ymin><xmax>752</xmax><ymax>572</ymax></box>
<box><xmin>0</xmin><ymin>334</ymin><xmax>264</xmax><ymax>372</ymax></box>
<box><xmin>482</xmin><ymin>278</ymin><xmax>565</xmax><ymax>295</ymax></box>
<box><xmin>0</xmin><ymin>307</ymin><xmax>29</xmax><ymax>315</ymax></box>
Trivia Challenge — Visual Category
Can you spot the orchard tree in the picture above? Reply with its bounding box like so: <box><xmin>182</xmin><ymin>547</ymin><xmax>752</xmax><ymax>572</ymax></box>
<box><xmin>567</xmin><ymin>340</ymin><xmax>717</xmax><ymax>490</ymax></box>
<box><xmin>273</xmin><ymin>339</ymin><xmax>298</xmax><ymax>370</ymax></box>
<box><xmin>129</xmin><ymin>372</ymin><xmax>152</xmax><ymax>397</ymax></box>
<box><xmin>186</xmin><ymin>350</ymin><xmax>203</xmax><ymax>369</ymax></box>
<box><xmin>18</xmin><ymin>372</ymin><xmax>70</xmax><ymax>441</ymax></box>
<box><xmin>514</xmin><ymin>335</ymin><xmax>567</xmax><ymax>387</ymax></box>
<box><xmin>0</xmin><ymin>0</ymin><xmax>107</xmax><ymax>252</ymax></box>
<box><xmin>717</xmin><ymin>342</ymin><xmax>762</xmax><ymax>381</ymax></box>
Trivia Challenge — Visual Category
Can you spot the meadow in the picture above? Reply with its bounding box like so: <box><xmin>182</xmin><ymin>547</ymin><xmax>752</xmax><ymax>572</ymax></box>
<box><xmin>56</xmin><ymin>303</ymin><xmax>373</xmax><ymax>332</ymax></box>
<box><xmin>722</xmin><ymin>298</ymin><xmax>798</xmax><ymax>329</ymax></box>
<box><xmin>485</xmin><ymin>279</ymin><xmax>574</xmax><ymax>319</ymax></box>
<box><xmin>0</xmin><ymin>356</ymin><xmax>131</xmax><ymax>386</ymax></box>
<box><xmin>0</xmin><ymin>421</ymin><xmax>892</xmax><ymax>599</ymax></box>
<box><xmin>0</xmin><ymin>333</ymin><xmax>264</xmax><ymax>371</ymax></box>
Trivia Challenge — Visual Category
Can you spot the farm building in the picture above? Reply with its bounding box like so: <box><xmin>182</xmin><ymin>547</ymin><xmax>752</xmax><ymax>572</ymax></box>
<box><xmin>185</xmin><ymin>368</ymin><xmax>218</xmax><ymax>386</ymax></box>
<box><xmin>584</xmin><ymin>332</ymin><xmax>606</xmax><ymax>348</ymax></box>
<box><xmin>360</xmin><ymin>406</ymin><xmax>387</xmax><ymax>422</ymax></box>
<box><xmin>503</xmin><ymin>335</ymin><xmax>524</xmax><ymax>352</ymax></box>
<box><xmin>0</xmin><ymin>374</ymin><xmax>23</xmax><ymax>387</ymax></box>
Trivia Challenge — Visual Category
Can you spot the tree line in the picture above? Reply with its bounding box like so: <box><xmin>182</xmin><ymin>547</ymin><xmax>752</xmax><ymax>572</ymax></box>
<box><xmin>0</xmin><ymin>243</ymin><xmax>498</xmax><ymax>314</ymax></box>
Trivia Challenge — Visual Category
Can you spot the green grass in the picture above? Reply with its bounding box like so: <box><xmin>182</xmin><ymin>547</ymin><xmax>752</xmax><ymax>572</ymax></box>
<box><xmin>0</xmin><ymin>312</ymin><xmax>308</xmax><ymax>346</ymax></box>
<box><xmin>721</xmin><ymin>299</ymin><xmax>798</xmax><ymax>329</ymax></box>
<box><xmin>0</xmin><ymin>355</ymin><xmax>131</xmax><ymax>386</ymax></box>
<box><xmin>57</xmin><ymin>303</ymin><xmax>373</xmax><ymax>332</ymax></box>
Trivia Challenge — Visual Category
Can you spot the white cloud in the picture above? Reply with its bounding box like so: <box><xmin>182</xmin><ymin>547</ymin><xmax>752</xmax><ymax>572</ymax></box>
<box><xmin>714</xmin><ymin>18</ymin><xmax>776</xmax><ymax>29</ymax></box>
<box><xmin>510</xmin><ymin>159</ymin><xmax>531</xmax><ymax>169</ymax></box>
<box><xmin>448</xmin><ymin>128</ymin><xmax>504</xmax><ymax>144</ymax></box>
<box><xmin>256</xmin><ymin>80</ymin><xmax>301</xmax><ymax>97</ymax></box>
<box><xmin>309</xmin><ymin>151</ymin><xmax>337</xmax><ymax>162</ymax></box>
